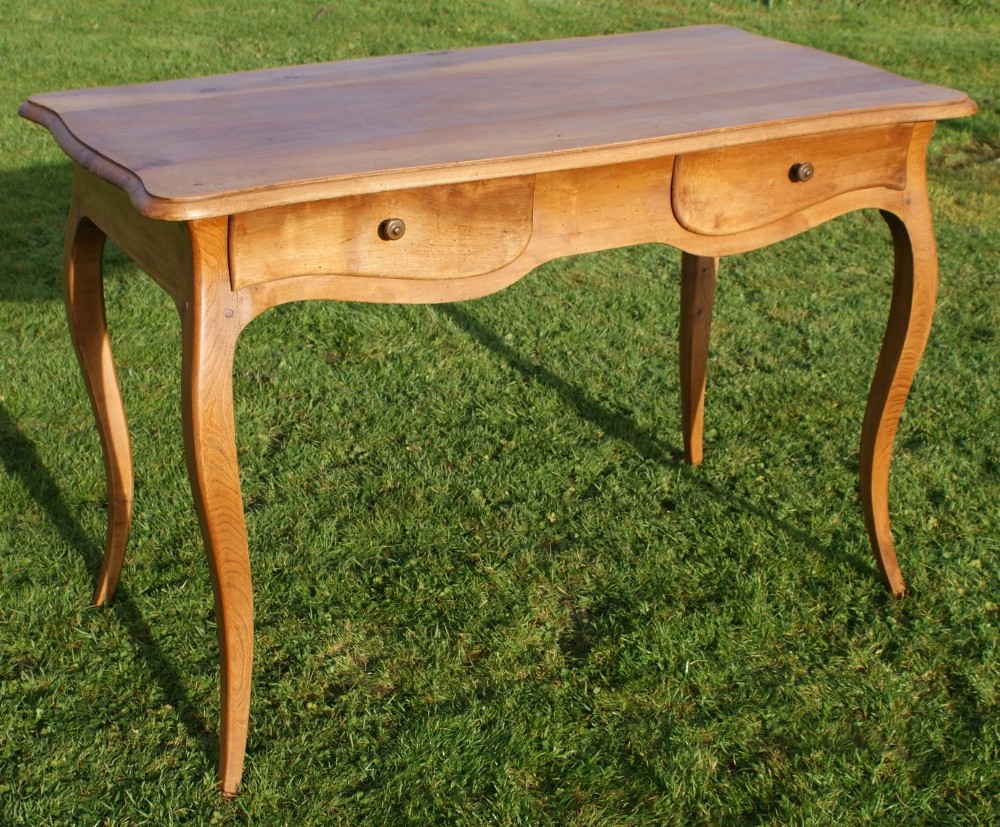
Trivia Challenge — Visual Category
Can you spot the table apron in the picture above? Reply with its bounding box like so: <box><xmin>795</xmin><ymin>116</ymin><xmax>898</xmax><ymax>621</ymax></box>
<box><xmin>223</xmin><ymin>123</ymin><xmax>926</xmax><ymax>318</ymax></box>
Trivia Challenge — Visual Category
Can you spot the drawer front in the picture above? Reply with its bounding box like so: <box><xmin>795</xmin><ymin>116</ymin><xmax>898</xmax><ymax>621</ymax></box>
<box><xmin>671</xmin><ymin>124</ymin><xmax>912</xmax><ymax>236</ymax></box>
<box><xmin>230</xmin><ymin>176</ymin><xmax>534</xmax><ymax>290</ymax></box>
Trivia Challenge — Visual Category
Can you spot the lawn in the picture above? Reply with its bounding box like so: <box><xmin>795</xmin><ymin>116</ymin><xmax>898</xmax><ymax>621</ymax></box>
<box><xmin>1</xmin><ymin>1</ymin><xmax>997</xmax><ymax>824</ymax></box>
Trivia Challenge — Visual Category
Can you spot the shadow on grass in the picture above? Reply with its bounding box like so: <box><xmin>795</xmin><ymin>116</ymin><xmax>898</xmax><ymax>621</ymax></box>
<box><xmin>0</xmin><ymin>162</ymin><xmax>74</xmax><ymax>303</ymax></box>
<box><xmin>436</xmin><ymin>302</ymin><xmax>875</xmax><ymax>585</ymax></box>
<box><xmin>0</xmin><ymin>402</ymin><xmax>216</xmax><ymax>766</ymax></box>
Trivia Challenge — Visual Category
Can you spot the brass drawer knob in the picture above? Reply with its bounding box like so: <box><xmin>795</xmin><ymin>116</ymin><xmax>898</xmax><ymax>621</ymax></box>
<box><xmin>378</xmin><ymin>217</ymin><xmax>406</xmax><ymax>240</ymax></box>
<box><xmin>790</xmin><ymin>162</ymin><xmax>815</xmax><ymax>183</ymax></box>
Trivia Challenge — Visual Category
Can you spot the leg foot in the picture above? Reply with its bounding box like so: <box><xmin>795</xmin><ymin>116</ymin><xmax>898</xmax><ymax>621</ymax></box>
<box><xmin>679</xmin><ymin>252</ymin><xmax>719</xmax><ymax>465</ymax></box>
<box><xmin>63</xmin><ymin>207</ymin><xmax>134</xmax><ymax>605</ymax></box>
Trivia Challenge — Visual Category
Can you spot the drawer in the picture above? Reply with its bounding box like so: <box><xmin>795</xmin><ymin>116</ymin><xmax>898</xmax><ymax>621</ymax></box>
<box><xmin>671</xmin><ymin>124</ymin><xmax>912</xmax><ymax>236</ymax></box>
<box><xmin>229</xmin><ymin>176</ymin><xmax>534</xmax><ymax>290</ymax></box>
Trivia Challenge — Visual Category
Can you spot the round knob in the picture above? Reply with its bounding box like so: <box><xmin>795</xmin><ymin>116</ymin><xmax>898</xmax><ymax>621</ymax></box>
<box><xmin>790</xmin><ymin>162</ymin><xmax>814</xmax><ymax>183</ymax></box>
<box><xmin>378</xmin><ymin>218</ymin><xmax>406</xmax><ymax>241</ymax></box>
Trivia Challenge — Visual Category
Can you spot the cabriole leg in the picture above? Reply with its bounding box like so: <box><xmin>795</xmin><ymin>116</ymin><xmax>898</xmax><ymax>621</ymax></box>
<box><xmin>861</xmin><ymin>203</ymin><xmax>938</xmax><ymax>597</ymax></box>
<box><xmin>180</xmin><ymin>218</ymin><xmax>253</xmax><ymax>795</ymax></box>
<box><xmin>63</xmin><ymin>205</ymin><xmax>134</xmax><ymax>606</ymax></box>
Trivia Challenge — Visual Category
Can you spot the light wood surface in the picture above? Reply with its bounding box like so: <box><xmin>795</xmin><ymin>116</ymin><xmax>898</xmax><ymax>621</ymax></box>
<box><xmin>672</xmin><ymin>123</ymin><xmax>911</xmax><ymax>236</ymax></box>
<box><xmin>19</xmin><ymin>25</ymin><xmax>974</xmax><ymax>220</ymax></box>
<box><xmin>230</xmin><ymin>176</ymin><xmax>534</xmax><ymax>289</ymax></box>
<box><xmin>860</xmin><ymin>122</ymin><xmax>940</xmax><ymax>598</ymax></box>
<box><xmin>22</xmin><ymin>26</ymin><xmax>976</xmax><ymax>796</ymax></box>
<box><xmin>181</xmin><ymin>217</ymin><xmax>254</xmax><ymax>795</ymax></box>
<box><xmin>70</xmin><ymin>165</ymin><xmax>191</xmax><ymax>300</ymax></box>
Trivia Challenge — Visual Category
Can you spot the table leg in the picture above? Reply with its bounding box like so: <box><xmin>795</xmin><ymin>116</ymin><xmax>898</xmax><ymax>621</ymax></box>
<box><xmin>63</xmin><ymin>206</ymin><xmax>134</xmax><ymax>606</ymax></box>
<box><xmin>679</xmin><ymin>252</ymin><xmax>719</xmax><ymax>465</ymax></box>
<box><xmin>861</xmin><ymin>203</ymin><xmax>938</xmax><ymax>597</ymax></box>
<box><xmin>180</xmin><ymin>218</ymin><xmax>254</xmax><ymax>795</ymax></box>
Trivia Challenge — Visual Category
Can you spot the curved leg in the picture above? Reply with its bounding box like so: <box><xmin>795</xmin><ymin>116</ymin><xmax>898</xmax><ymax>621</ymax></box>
<box><xmin>63</xmin><ymin>206</ymin><xmax>134</xmax><ymax>605</ymax></box>
<box><xmin>861</xmin><ymin>204</ymin><xmax>938</xmax><ymax>597</ymax></box>
<box><xmin>180</xmin><ymin>218</ymin><xmax>253</xmax><ymax>795</ymax></box>
<box><xmin>679</xmin><ymin>252</ymin><xmax>719</xmax><ymax>464</ymax></box>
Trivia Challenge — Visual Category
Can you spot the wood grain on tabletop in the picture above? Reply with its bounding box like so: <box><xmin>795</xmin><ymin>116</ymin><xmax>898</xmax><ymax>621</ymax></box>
<box><xmin>18</xmin><ymin>25</ymin><xmax>975</xmax><ymax>220</ymax></box>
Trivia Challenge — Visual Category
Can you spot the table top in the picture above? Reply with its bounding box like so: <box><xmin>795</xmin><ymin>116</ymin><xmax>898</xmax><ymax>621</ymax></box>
<box><xmin>20</xmin><ymin>25</ymin><xmax>975</xmax><ymax>221</ymax></box>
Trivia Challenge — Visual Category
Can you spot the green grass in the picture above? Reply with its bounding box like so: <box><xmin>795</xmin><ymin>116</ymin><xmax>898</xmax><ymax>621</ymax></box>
<box><xmin>1</xmin><ymin>1</ymin><xmax>998</xmax><ymax>824</ymax></box>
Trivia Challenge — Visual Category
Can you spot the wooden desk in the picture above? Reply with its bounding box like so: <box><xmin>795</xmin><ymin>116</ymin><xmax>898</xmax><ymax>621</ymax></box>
<box><xmin>19</xmin><ymin>25</ymin><xmax>975</xmax><ymax>794</ymax></box>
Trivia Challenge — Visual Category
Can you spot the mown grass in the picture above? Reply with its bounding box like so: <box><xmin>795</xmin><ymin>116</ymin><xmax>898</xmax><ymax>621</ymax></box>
<box><xmin>1</xmin><ymin>1</ymin><xmax>997</xmax><ymax>824</ymax></box>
